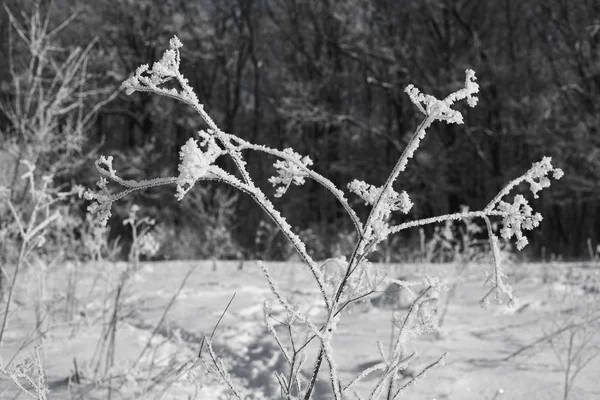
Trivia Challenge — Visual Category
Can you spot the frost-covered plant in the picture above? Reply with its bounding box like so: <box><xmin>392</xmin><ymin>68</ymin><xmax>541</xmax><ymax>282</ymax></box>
<box><xmin>0</xmin><ymin>162</ymin><xmax>81</xmax><ymax>400</ymax></box>
<box><xmin>0</xmin><ymin>4</ymin><xmax>118</xmax><ymax>194</ymax></box>
<box><xmin>124</xmin><ymin>204</ymin><xmax>160</xmax><ymax>262</ymax></box>
<box><xmin>0</xmin><ymin>161</ymin><xmax>80</xmax><ymax>347</ymax></box>
<box><xmin>0</xmin><ymin>4</ymin><xmax>116</xmax><ymax>353</ymax></box>
<box><xmin>84</xmin><ymin>204</ymin><xmax>160</xmax><ymax>399</ymax></box>
<box><xmin>503</xmin><ymin>267</ymin><xmax>600</xmax><ymax>400</ymax></box>
<box><xmin>546</xmin><ymin>276</ymin><xmax>600</xmax><ymax>400</ymax></box>
<box><xmin>0</xmin><ymin>345</ymin><xmax>49</xmax><ymax>400</ymax></box>
<box><xmin>84</xmin><ymin>37</ymin><xmax>563</xmax><ymax>399</ymax></box>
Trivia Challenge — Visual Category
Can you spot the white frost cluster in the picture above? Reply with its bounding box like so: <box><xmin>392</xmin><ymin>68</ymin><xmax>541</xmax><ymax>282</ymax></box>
<box><xmin>84</xmin><ymin>159</ymin><xmax>117</xmax><ymax>226</ymax></box>
<box><xmin>121</xmin><ymin>35</ymin><xmax>200</xmax><ymax>108</ymax></box>
<box><xmin>98</xmin><ymin>155</ymin><xmax>117</xmax><ymax>178</ymax></box>
<box><xmin>150</xmin><ymin>37</ymin><xmax>183</xmax><ymax>79</ymax></box>
<box><xmin>496</xmin><ymin>195</ymin><xmax>541</xmax><ymax>250</ymax></box>
<box><xmin>268</xmin><ymin>148</ymin><xmax>313</xmax><ymax>197</ymax></box>
<box><xmin>176</xmin><ymin>131</ymin><xmax>222</xmax><ymax>200</ymax></box>
<box><xmin>405</xmin><ymin>69</ymin><xmax>479</xmax><ymax>124</ymax></box>
<box><xmin>495</xmin><ymin>156</ymin><xmax>563</xmax><ymax>250</ymax></box>
<box><xmin>138</xmin><ymin>232</ymin><xmax>160</xmax><ymax>257</ymax></box>
<box><xmin>348</xmin><ymin>180</ymin><xmax>413</xmax><ymax>214</ymax></box>
<box><xmin>525</xmin><ymin>156</ymin><xmax>563</xmax><ymax>198</ymax></box>
<box><xmin>349</xmin><ymin>180</ymin><xmax>413</xmax><ymax>253</ymax></box>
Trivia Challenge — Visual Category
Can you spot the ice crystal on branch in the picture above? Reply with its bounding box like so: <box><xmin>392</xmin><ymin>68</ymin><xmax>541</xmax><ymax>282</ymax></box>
<box><xmin>151</xmin><ymin>48</ymin><xmax>179</xmax><ymax>79</ymax></box>
<box><xmin>348</xmin><ymin>180</ymin><xmax>413</xmax><ymax>214</ymax></box>
<box><xmin>98</xmin><ymin>156</ymin><xmax>117</xmax><ymax>178</ymax></box>
<box><xmin>84</xmin><ymin>162</ymin><xmax>117</xmax><ymax>226</ymax></box>
<box><xmin>268</xmin><ymin>148</ymin><xmax>313</xmax><ymax>197</ymax></box>
<box><xmin>524</xmin><ymin>156</ymin><xmax>563</xmax><ymax>198</ymax></box>
<box><xmin>405</xmin><ymin>69</ymin><xmax>479</xmax><ymax>124</ymax></box>
<box><xmin>121</xmin><ymin>35</ymin><xmax>201</xmax><ymax>109</ymax></box>
<box><xmin>138</xmin><ymin>232</ymin><xmax>160</xmax><ymax>257</ymax></box>
<box><xmin>349</xmin><ymin>180</ymin><xmax>413</xmax><ymax>251</ymax></box>
<box><xmin>487</xmin><ymin>156</ymin><xmax>562</xmax><ymax>250</ymax></box>
<box><xmin>169</xmin><ymin>36</ymin><xmax>183</xmax><ymax>49</ymax></box>
<box><xmin>496</xmin><ymin>195</ymin><xmax>542</xmax><ymax>250</ymax></box>
<box><xmin>176</xmin><ymin>131</ymin><xmax>222</xmax><ymax>200</ymax></box>
<box><xmin>85</xmin><ymin>199</ymin><xmax>112</xmax><ymax>227</ymax></box>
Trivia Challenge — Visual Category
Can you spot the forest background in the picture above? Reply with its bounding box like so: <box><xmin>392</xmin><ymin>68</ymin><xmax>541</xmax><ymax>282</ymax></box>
<box><xmin>1</xmin><ymin>0</ymin><xmax>598</xmax><ymax>261</ymax></box>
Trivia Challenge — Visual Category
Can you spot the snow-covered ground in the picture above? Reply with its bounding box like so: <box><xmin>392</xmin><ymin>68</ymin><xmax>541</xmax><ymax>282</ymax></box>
<box><xmin>1</xmin><ymin>260</ymin><xmax>599</xmax><ymax>399</ymax></box>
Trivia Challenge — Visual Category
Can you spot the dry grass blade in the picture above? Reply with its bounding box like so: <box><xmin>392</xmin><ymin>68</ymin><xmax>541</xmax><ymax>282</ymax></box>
<box><xmin>133</xmin><ymin>262</ymin><xmax>199</xmax><ymax>369</ymax></box>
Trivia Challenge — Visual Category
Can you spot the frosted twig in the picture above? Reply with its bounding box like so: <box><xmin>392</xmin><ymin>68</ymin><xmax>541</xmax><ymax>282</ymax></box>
<box><xmin>389</xmin><ymin>210</ymin><xmax>504</xmax><ymax>234</ymax></box>
<box><xmin>480</xmin><ymin>216</ymin><xmax>515</xmax><ymax>307</ymax></box>
<box><xmin>204</xmin><ymin>336</ymin><xmax>242</xmax><ymax>399</ymax></box>
<box><xmin>393</xmin><ymin>287</ymin><xmax>432</xmax><ymax>354</ymax></box>
<box><xmin>391</xmin><ymin>352</ymin><xmax>447</xmax><ymax>399</ymax></box>
<box><xmin>343</xmin><ymin>362</ymin><xmax>386</xmax><ymax>394</ymax></box>
<box><xmin>260</xmin><ymin>261</ymin><xmax>324</xmax><ymax>339</ymax></box>
<box><xmin>484</xmin><ymin>157</ymin><xmax>563</xmax><ymax>212</ymax></box>
<box><xmin>263</xmin><ymin>302</ymin><xmax>292</xmax><ymax>365</ymax></box>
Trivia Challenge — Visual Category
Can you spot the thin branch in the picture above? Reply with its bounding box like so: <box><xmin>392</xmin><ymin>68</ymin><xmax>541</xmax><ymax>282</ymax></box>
<box><xmin>204</xmin><ymin>336</ymin><xmax>242</xmax><ymax>399</ymax></box>
<box><xmin>501</xmin><ymin>315</ymin><xmax>600</xmax><ymax>362</ymax></box>
<box><xmin>391</xmin><ymin>353</ymin><xmax>447</xmax><ymax>399</ymax></box>
<box><xmin>133</xmin><ymin>263</ymin><xmax>199</xmax><ymax>368</ymax></box>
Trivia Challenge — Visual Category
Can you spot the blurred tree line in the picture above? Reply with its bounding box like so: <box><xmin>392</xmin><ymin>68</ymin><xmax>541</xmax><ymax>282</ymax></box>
<box><xmin>1</xmin><ymin>0</ymin><xmax>598</xmax><ymax>260</ymax></box>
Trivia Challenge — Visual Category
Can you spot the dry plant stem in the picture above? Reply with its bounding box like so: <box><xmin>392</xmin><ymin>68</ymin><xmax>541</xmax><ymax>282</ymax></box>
<box><xmin>261</xmin><ymin>263</ymin><xmax>324</xmax><ymax>336</ymax></box>
<box><xmin>391</xmin><ymin>352</ymin><xmax>446</xmax><ymax>399</ymax></box>
<box><xmin>393</xmin><ymin>287</ymin><xmax>431</xmax><ymax>353</ymax></box>
<box><xmin>480</xmin><ymin>216</ymin><xmax>508</xmax><ymax>305</ymax></box>
<box><xmin>0</xmin><ymin>240</ymin><xmax>26</xmax><ymax>348</ymax></box>
<box><xmin>565</xmin><ymin>344</ymin><xmax>599</xmax><ymax>400</ymax></box>
<box><xmin>106</xmin><ymin>286</ymin><xmax>121</xmax><ymax>400</ymax></box>
<box><xmin>368</xmin><ymin>286</ymin><xmax>433</xmax><ymax>397</ymax></box>
<box><xmin>204</xmin><ymin>336</ymin><xmax>242</xmax><ymax>400</ymax></box>
<box><xmin>133</xmin><ymin>263</ymin><xmax>198</xmax><ymax>369</ymax></box>
<box><xmin>343</xmin><ymin>363</ymin><xmax>386</xmax><ymax>394</ymax></box>
<box><xmin>200</xmin><ymin>291</ymin><xmax>237</xmax><ymax>357</ymax></box>
<box><xmin>363</xmin><ymin>116</ymin><xmax>433</xmax><ymax>233</ymax></box>
<box><xmin>304</xmin><ymin>116</ymin><xmax>433</xmax><ymax>399</ymax></box>
<box><xmin>389</xmin><ymin>210</ymin><xmax>504</xmax><ymax>234</ymax></box>
<box><xmin>562</xmin><ymin>332</ymin><xmax>574</xmax><ymax>400</ymax></box>
<box><xmin>246</xmin><ymin>191</ymin><xmax>330</xmax><ymax>311</ymax></box>
<box><xmin>141</xmin><ymin>291</ymin><xmax>237</xmax><ymax>399</ymax></box>
<box><xmin>34</xmin><ymin>345</ymin><xmax>48</xmax><ymax>400</ymax></box>
<box><xmin>335</xmin><ymin>116</ymin><xmax>435</xmax><ymax>304</ymax></box>
<box><xmin>5</xmin><ymin>297</ymin><xmax>64</xmax><ymax>368</ymax></box>
<box><xmin>501</xmin><ymin>314</ymin><xmax>600</xmax><ymax>362</ymax></box>
<box><xmin>437</xmin><ymin>264</ymin><xmax>468</xmax><ymax>328</ymax></box>
<box><xmin>0</xmin><ymin>344</ymin><xmax>49</xmax><ymax>400</ymax></box>
<box><xmin>3</xmin><ymin>4</ymin><xmax>117</xmax><ymax>179</ymax></box>
<box><xmin>370</xmin><ymin>289</ymin><xmax>433</xmax><ymax>400</ymax></box>
<box><xmin>264</xmin><ymin>316</ymin><xmax>291</xmax><ymax>365</ymax></box>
